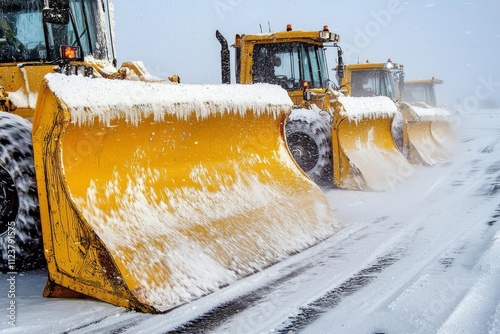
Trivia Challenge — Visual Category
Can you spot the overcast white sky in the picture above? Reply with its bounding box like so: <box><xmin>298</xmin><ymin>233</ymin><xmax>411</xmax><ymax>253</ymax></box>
<box><xmin>113</xmin><ymin>0</ymin><xmax>500</xmax><ymax>110</ymax></box>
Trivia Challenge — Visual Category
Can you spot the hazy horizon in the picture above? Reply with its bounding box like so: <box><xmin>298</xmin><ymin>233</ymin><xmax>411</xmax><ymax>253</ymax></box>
<box><xmin>114</xmin><ymin>0</ymin><xmax>500</xmax><ymax>111</ymax></box>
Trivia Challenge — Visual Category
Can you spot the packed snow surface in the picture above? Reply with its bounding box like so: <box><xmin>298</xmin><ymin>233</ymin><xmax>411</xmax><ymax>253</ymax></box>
<box><xmin>44</xmin><ymin>73</ymin><xmax>293</xmax><ymax>126</ymax></box>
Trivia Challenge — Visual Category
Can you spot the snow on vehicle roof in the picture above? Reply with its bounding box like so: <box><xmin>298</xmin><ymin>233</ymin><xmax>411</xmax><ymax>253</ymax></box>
<box><xmin>44</xmin><ymin>74</ymin><xmax>292</xmax><ymax>126</ymax></box>
<box><xmin>337</xmin><ymin>96</ymin><xmax>397</xmax><ymax>121</ymax></box>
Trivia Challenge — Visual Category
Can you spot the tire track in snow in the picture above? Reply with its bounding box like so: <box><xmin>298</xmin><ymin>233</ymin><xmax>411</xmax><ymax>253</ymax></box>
<box><xmin>63</xmin><ymin>311</ymin><xmax>147</xmax><ymax>334</ymax></box>
<box><xmin>436</xmin><ymin>229</ymin><xmax>500</xmax><ymax>334</ymax></box>
<box><xmin>165</xmin><ymin>264</ymin><xmax>313</xmax><ymax>334</ymax></box>
<box><xmin>275</xmin><ymin>250</ymin><xmax>402</xmax><ymax>334</ymax></box>
<box><xmin>487</xmin><ymin>204</ymin><xmax>500</xmax><ymax>226</ymax></box>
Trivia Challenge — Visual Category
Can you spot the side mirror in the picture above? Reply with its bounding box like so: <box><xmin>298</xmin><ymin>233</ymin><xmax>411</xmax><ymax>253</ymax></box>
<box><xmin>43</xmin><ymin>0</ymin><xmax>70</xmax><ymax>25</ymax></box>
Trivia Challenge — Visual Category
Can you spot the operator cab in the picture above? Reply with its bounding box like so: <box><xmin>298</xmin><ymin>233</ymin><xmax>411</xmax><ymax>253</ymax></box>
<box><xmin>350</xmin><ymin>70</ymin><xmax>397</xmax><ymax>100</ymax></box>
<box><xmin>251</xmin><ymin>42</ymin><xmax>330</xmax><ymax>91</ymax></box>
<box><xmin>0</xmin><ymin>0</ymin><xmax>111</xmax><ymax>63</ymax></box>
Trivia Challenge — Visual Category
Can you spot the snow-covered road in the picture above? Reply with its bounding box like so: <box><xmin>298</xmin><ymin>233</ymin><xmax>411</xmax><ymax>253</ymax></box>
<box><xmin>1</xmin><ymin>110</ymin><xmax>499</xmax><ymax>334</ymax></box>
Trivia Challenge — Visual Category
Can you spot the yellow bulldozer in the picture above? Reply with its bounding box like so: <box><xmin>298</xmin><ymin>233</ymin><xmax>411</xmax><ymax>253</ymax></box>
<box><xmin>216</xmin><ymin>26</ymin><xmax>412</xmax><ymax>191</ymax></box>
<box><xmin>341</xmin><ymin>61</ymin><xmax>454</xmax><ymax>165</ymax></box>
<box><xmin>0</xmin><ymin>0</ymin><xmax>340</xmax><ymax>312</ymax></box>
<box><xmin>404</xmin><ymin>77</ymin><xmax>456</xmax><ymax>153</ymax></box>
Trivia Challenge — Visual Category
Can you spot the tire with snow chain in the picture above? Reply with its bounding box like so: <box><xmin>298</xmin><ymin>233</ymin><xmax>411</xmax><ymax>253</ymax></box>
<box><xmin>0</xmin><ymin>113</ymin><xmax>44</xmax><ymax>272</ymax></box>
<box><xmin>285</xmin><ymin>109</ymin><xmax>334</xmax><ymax>188</ymax></box>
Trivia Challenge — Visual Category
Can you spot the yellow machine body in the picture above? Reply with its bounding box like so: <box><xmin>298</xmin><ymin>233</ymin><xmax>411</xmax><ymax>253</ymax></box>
<box><xmin>0</xmin><ymin>63</ymin><xmax>58</xmax><ymax>118</ymax></box>
<box><xmin>32</xmin><ymin>74</ymin><xmax>339</xmax><ymax>312</ymax></box>
<box><xmin>233</xmin><ymin>29</ymin><xmax>412</xmax><ymax>190</ymax></box>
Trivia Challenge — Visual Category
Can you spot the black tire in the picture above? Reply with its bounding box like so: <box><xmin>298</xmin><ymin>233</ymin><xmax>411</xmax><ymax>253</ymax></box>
<box><xmin>0</xmin><ymin>113</ymin><xmax>44</xmax><ymax>272</ymax></box>
<box><xmin>285</xmin><ymin>109</ymin><xmax>334</xmax><ymax>188</ymax></box>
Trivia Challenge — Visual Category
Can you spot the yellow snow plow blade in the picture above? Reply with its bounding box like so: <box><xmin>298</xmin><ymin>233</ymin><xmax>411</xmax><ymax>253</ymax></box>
<box><xmin>32</xmin><ymin>74</ymin><xmax>340</xmax><ymax>313</ymax></box>
<box><xmin>397</xmin><ymin>102</ymin><xmax>453</xmax><ymax>165</ymax></box>
<box><xmin>431</xmin><ymin>118</ymin><xmax>457</xmax><ymax>152</ymax></box>
<box><xmin>332</xmin><ymin>96</ymin><xmax>414</xmax><ymax>191</ymax></box>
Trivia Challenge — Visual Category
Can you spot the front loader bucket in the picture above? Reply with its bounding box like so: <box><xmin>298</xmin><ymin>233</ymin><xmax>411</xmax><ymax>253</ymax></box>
<box><xmin>397</xmin><ymin>102</ymin><xmax>453</xmax><ymax>165</ymax></box>
<box><xmin>32</xmin><ymin>74</ymin><xmax>340</xmax><ymax>313</ymax></box>
<box><xmin>332</xmin><ymin>96</ymin><xmax>413</xmax><ymax>191</ymax></box>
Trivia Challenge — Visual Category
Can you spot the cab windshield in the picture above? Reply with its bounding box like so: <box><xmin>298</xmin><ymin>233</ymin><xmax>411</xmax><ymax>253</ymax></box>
<box><xmin>252</xmin><ymin>42</ymin><xmax>329</xmax><ymax>90</ymax></box>
<box><xmin>351</xmin><ymin>70</ymin><xmax>396</xmax><ymax>100</ymax></box>
<box><xmin>404</xmin><ymin>84</ymin><xmax>437</xmax><ymax>106</ymax></box>
<box><xmin>0</xmin><ymin>0</ymin><xmax>109</xmax><ymax>62</ymax></box>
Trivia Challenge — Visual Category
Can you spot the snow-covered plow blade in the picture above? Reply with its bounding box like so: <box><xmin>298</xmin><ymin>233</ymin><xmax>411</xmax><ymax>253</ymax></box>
<box><xmin>430</xmin><ymin>115</ymin><xmax>457</xmax><ymax>153</ymax></box>
<box><xmin>397</xmin><ymin>102</ymin><xmax>454</xmax><ymax>165</ymax></box>
<box><xmin>332</xmin><ymin>96</ymin><xmax>413</xmax><ymax>191</ymax></box>
<box><xmin>32</xmin><ymin>74</ymin><xmax>339</xmax><ymax>313</ymax></box>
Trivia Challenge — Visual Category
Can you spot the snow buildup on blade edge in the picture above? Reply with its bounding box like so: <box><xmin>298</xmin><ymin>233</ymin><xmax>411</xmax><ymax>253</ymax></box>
<box><xmin>409</xmin><ymin>104</ymin><xmax>452</xmax><ymax>121</ymax></box>
<box><xmin>45</xmin><ymin>73</ymin><xmax>292</xmax><ymax>126</ymax></box>
<box><xmin>337</xmin><ymin>96</ymin><xmax>397</xmax><ymax>122</ymax></box>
